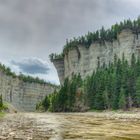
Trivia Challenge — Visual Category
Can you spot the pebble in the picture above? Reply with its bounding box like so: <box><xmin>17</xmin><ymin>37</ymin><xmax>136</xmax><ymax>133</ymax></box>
<box><xmin>0</xmin><ymin>136</ymin><xmax>7</xmax><ymax>140</ymax></box>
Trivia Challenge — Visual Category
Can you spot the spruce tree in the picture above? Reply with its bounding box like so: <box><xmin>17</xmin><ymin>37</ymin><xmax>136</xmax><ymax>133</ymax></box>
<box><xmin>103</xmin><ymin>88</ymin><xmax>109</xmax><ymax>109</ymax></box>
<box><xmin>136</xmin><ymin>77</ymin><xmax>140</xmax><ymax>107</ymax></box>
<box><xmin>94</xmin><ymin>91</ymin><xmax>105</xmax><ymax>110</ymax></box>
<box><xmin>42</xmin><ymin>96</ymin><xmax>50</xmax><ymax>111</ymax></box>
<box><xmin>0</xmin><ymin>95</ymin><xmax>3</xmax><ymax>109</ymax></box>
<box><xmin>119</xmin><ymin>88</ymin><xmax>126</xmax><ymax>110</ymax></box>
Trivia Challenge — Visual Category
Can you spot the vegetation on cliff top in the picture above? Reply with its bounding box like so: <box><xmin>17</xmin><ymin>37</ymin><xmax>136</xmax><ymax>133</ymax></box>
<box><xmin>38</xmin><ymin>54</ymin><xmax>140</xmax><ymax>112</ymax></box>
<box><xmin>50</xmin><ymin>17</ymin><xmax>140</xmax><ymax>60</ymax></box>
<box><xmin>0</xmin><ymin>63</ymin><xmax>57</xmax><ymax>86</ymax></box>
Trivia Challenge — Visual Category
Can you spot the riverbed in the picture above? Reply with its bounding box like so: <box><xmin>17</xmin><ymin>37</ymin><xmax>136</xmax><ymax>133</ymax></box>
<box><xmin>0</xmin><ymin>112</ymin><xmax>140</xmax><ymax>140</ymax></box>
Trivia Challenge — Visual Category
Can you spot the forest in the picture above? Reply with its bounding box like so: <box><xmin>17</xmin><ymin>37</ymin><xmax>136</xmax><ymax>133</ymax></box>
<box><xmin>50</xmin><ymin>17</ymin><xmax>140</xmax><ymax>61</ymax></box>
<box><xmin>38</xmin><ymin>54</ymin><xmax>140</xmax><ymax>112</ymax></box>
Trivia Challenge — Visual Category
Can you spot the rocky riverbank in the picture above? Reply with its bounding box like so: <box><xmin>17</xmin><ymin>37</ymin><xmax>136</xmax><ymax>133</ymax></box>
<box><xmin>0</xmin><ymin>112</ymin><xmax>140</xmax><ymax>140</ymax></box>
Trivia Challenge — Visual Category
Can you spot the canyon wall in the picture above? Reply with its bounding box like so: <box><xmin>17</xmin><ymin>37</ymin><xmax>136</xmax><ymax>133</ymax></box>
<box><xmin>0</xmin><ymin>71</ymin><xmax>55</xmax><ymax>111</ymax></box>
<box><xmin>52</xmin><ymin>29</ymin><xmax>140</xmax><ymax>83</ymax></box>
<box><xmin>52</xmin><ymin>59</ymin><xmax>64</xmax><ymax>84</ymax></box>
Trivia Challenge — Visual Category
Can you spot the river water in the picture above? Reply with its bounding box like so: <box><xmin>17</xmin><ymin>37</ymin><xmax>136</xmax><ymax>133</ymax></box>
<box><xmin>0</xmin><ymin>112</ymin><xmax>140</xmax><ymax>140</ymax></box>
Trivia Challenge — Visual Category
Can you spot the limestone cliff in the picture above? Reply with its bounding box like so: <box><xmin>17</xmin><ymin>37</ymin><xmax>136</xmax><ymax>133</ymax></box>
<box><xmin>0</xmin><ymin>70</ymin><xmax>55</xmax><ymax>111</ymax></box>
<box><xmin>52</xmin><ymin>29</ymin><xmax>140</xmax><ymax>83</ymax></box>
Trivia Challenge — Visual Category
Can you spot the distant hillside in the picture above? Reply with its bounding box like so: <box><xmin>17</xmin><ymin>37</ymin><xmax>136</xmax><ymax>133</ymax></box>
<box><xmin>0</xmin><ymin>62</ymin><xmax>56</xmax><ymax>111</ymax></box>
<box><xmin>0</xmin><ymin>63</ymin><xmax>57</xmax><ymax>87</ymax></box>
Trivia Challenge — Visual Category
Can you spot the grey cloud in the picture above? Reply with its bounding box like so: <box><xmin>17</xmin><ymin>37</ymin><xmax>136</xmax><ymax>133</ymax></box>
<box><xmin>0</xmin><ymin>0</ymin><xmax>139</xmax><ymax>50</ymax></box>
<box><xmin>11</xmin><ymin>58</ymin><xmax>50</xmax><ymax>74</ymax></box>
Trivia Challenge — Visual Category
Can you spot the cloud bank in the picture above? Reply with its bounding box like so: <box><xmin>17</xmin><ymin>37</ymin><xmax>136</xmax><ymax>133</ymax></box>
<box><xmin>11</xmin><ymin>58</ymin><xmax>50</xmax><ymax>74</ymax></box>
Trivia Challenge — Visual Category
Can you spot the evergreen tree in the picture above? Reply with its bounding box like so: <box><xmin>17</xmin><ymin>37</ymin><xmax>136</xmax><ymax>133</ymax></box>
<box><xmin>136</xmin><ymin>77</ymin><xmax>140</xmax><ymax>106</ymax></box>
<box><xmin>94</xmin><ymin>91</ymin><xmax>105</xmax><ymax>110</ymax></box>
<box><xmin>103</xmin><ymin>88</ymin><xmax>109</xmax><ymax>109</ymax></box>
<box><xmin>0</xmin><ymin>95</ymin><xmax>3</xmax><ymax>109</ymax></box>
<box><xmin>42</xmin><ymin>96</ymin><xmax>50</xmax><ymax>111</ymax></box>
<box><xmin>119</xmin><ymin>88</ymin><xmax>126</xmax><ymax>110</ymax></box>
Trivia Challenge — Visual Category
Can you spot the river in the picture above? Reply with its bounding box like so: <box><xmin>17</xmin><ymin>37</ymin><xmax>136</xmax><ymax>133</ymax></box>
<box><xmin>0</xmin><ymin>112</ymin><xmax>140</xmax><ymax>140</ymax></box>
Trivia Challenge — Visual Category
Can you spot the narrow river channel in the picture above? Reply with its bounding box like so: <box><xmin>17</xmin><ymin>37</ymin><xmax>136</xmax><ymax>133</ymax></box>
<box><xmin>0</xmin><ymin>112</ymin><xmax>140</xmax><ymax>140</ymax></box>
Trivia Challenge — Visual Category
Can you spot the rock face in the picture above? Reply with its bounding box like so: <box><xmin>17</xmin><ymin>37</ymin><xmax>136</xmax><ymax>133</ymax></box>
<box><xmin>52</xmin><ymin>29</ymin><xmax>140</xmax><ymax>83</ymax></box>
<box><xmin>52</xmin><ymin>58</ymin><xmax>64</xmax><ymax>84</ymax></box>
<box><xmin>0</xmin><ymin>71</ymin><xmax>55</xmax><ymax>112</ymax></box>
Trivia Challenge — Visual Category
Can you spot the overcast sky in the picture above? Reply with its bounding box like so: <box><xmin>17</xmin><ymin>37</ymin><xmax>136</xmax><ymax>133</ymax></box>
<box><xmin>0</xmin><ymin>0</ymin><xmax>140</xmax><ymax>84</ymax></box>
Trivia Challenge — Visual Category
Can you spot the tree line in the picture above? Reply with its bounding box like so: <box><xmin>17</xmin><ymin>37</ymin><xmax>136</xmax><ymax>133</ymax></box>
<box><xmin>50</xmin><ymin>16</ymin><xmax>140</xmax><ymax>60</ymax></box>
<box><xmin>0</xmin><ymin>63</ymin><xmax>56</xmax><ymax>86</ymax></box>
<box><xmin>38</xmin><ymin>53</ymin><xmax>140</xmax><ymax>111</ymax></box>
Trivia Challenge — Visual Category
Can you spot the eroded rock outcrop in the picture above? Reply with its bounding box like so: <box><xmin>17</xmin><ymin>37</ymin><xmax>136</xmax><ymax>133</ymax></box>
<box><xmin>52</xmin><ymin>29</ymin><xmax>140</xmax><ymax>83</ymax></box>
<box><xmin>0</xmin><ymin>71</ymin><xmax>55</xmax><ymax>112</ymax></box>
